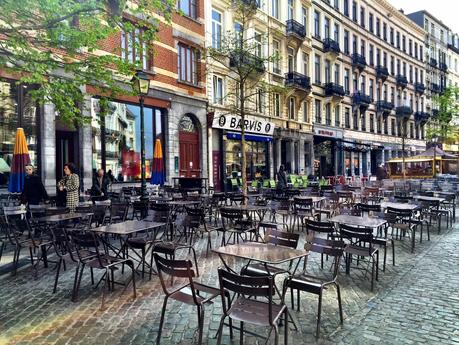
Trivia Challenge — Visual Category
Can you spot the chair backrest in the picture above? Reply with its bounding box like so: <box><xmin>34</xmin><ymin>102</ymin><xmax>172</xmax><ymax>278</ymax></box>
<box><xmin>264</xmin><ymin>229</ymin><xmax>299</xmax><ymax>248</ymax></box>
<box><xmin>339</xmin><ymin>223</ymin><xmax>374</xmax><ymax>253</ymax></box>
<box><xmin>218</xmin><ymin>268</ymin><xmax>276</xmax><ymax>325</ymax></box>
<box><xmin>386</xmin><ymin>207</ymin><xmax>413</xmax><ymax>219</ymax></box>
<box><xmin>150</xmin><ymin>203</ymin><xmax>171</xmax><ymax>223</ymax></box>
<box><xmin>91</xmin><ymin>205</ymin><xmax>108</xmax><ymax>226</ymax></box>
<box><xmin>393</xmin><ymin>195</ymin><xmax>413</xmax><ymax>203</ymax></box>
<box><xmin>356</xmin><ymin>203</ymin><xmax>381</xmax><ymax>214</ymax></box>
<box><xmin>293</xmin><ymin>197</ymin><xmax>313</xmax><ymax>211</ymax></box>
<box><xmin>109</xmin><ymin>203</ymin><xmax>129</xmax><ymax>223</ymax></box>
<box><xmin>305</xmin><ymin>219</ymin><xmax>335</xmax><ymax>236</ymax></box>
<box><xmin>45</xmin><ymin>207</ymin><xmax>70</xmax><ymax>216</ymax></box>
<box><xmin>154</xmin><ymin>254</ymin><xmax>200</xmax><ymax>303</ymax></box>
<box><xmin>94</xmin><ymin>199</ymin><xmax>111</xmax><ymax>206</ymax></box>
<box><xmin>304</xmin><ymin>235</ymin><xmax>344</xmax><ymax>277</ymax></box>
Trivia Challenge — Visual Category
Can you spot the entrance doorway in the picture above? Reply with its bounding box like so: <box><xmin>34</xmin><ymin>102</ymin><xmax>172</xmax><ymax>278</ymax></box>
<box><xmin>56</xmin><ymin>131</ymin><xmax>78</xmax><ymax>180</ymax></box>
<box><xmin>178</xmin><ymin>115</ymin><xmax>200</xmax><ymax>177</ymax></box>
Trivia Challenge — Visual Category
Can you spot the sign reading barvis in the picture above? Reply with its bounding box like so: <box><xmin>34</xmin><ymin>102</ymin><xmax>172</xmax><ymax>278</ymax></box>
<box><xmin>212</xmin><ymin>114</ymin><xmax>275</xmax><ymax>136</ymax></box>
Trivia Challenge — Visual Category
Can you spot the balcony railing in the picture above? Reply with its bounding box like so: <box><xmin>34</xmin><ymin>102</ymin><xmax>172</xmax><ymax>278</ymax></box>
<box><xmin>324</xmin><ymin>82</ymin><xmax>345</xmax><ymax>97</ymax></box>
<box><xmin>396</xmin><ymin>75</ymin><xmax>408</xmax><ymax>88</ymax></box>
<box><xmin>229</xmin><ymin>51</ymin><xmax>265</xmax><ymax>73</ymax></box>
<box><xmin>448</xmin><ymin>43</ymin><xmax>459</xmax><ymax>55</ymax></box>
<box><xmin>376</xmin><ymin>65</ymin><xmax>389</xmax><ymax>80</ymax></box>
<box><xmin>284</xmin><ymin>72</ymin><xmax>311</xmax><ymax>91</ymax></box>
<box><xmin>440</xmin><ymin>62</ymin><xmax>448</xmax><ymax>71</ymax></box>
<box><xmin>352</xmin><ymin>92</ymin><xmax>372</xmax><ymax>107</ymax></box>
<box><xmin>352</xmin><ymin>53</ymin><xmax>367</xmax><ymax>70</ymax></box>
<box><xmin>323</xmin><ymin>38</ymin><xmax>340</xmax><ymax>54</ymax></box>
<box><xmin>414</xmin><ymin>82</ymin><xmax>425</xmax><ymax>94</ymax></box>
<box><xmin>376</xmin><ymin>100</ymin><xmax>394</xmax><ymax>113</ymax></box>
<box><xmin>286</xmin><ymin>19</ymin><xmax>306</xmax><ymax>39</ymax></box>
<box><xmin>430</xmin><ymin>58</ymin><xmax>438</xmax><ymax>67</ymax></box>
<box><xmin>395</xmin><ymin>106</ymin><xmax>413</xmax><ymax>120</ymax></box>
<box><xmin>430</xmin><ymin>83</ymin><xmax>440</xmax><ymax>94</ymax></box>
<box><xmin>414</xmin><ymin>111</ymin><xmax>430</xmax><ymax>124</ymax></box>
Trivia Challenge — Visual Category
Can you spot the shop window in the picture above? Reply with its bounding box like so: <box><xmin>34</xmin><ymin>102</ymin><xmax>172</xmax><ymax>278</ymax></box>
<box><xmin>91</xmin><ymin>98</ymin><xmax>164</xmax><ymax>183</ymax></box>
<box><xmin>224</xmin><ymin>137</ymin><xmax>268</xmax><ymax>181</ymax></box>
<box><xmin>0</xmin><ymin>80</ymin><xmax>39</xmax><ymax>187</ymax></box>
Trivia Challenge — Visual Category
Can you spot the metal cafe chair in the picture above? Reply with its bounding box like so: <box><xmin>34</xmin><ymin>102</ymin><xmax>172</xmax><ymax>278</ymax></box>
<box><xmin>154</xmin><ymin>254</ymin><xmax>220</xmax><ymax>345</ymax></box>
<box><xmin>283</xmin><ymin>236</ymin><xmax>344</xmax><ymax>337</ymax></box>
<box><xmin>216</xmin><ymin>268</ymin><xmax>288</xmax><ymax>345</ymax></box>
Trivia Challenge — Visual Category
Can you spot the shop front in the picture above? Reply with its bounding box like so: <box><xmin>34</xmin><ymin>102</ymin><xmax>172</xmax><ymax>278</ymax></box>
<box><xmin>211</xmin><ymin>113</ymin><xmax>274</xmax><ymax>192</ymax></box>
<box><xmin>313</xmin><ymin>126</ymin><xmax>344</xmax><ymax>178</ymax></box>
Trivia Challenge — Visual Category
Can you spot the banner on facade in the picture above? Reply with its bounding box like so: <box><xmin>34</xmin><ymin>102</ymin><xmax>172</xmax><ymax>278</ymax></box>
<box><xmin>212</xmin><ymin>114</ymin><xmax>275</xmax><ymax>136</ymax></box>
<box><xmin>313</xmin><ymin>127</ymin><xmax>343</xmax><ymax>139</ymax></box>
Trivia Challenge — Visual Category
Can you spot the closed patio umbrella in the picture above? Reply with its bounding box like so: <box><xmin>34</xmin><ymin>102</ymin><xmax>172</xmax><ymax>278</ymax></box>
<box><xmin>151</xmin><ymin>138</ymin><xmax>165</xmax><ymax>185</ymax></box>
<box><xmin>8</xmin><ymin>128</ymin><xmax>31</xmax><ymax>192</ymax></box>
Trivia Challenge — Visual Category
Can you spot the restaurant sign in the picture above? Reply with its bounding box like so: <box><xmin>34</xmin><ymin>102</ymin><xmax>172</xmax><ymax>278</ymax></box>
<box><xmin>313</xmin><ymin>127</ymin><xmax>343</xmax><ymax>138</ymax></box>
<box><xmin>212</xmin><ymin>114</ymin><xmax>275</xmax><ymax>136</ymax></box>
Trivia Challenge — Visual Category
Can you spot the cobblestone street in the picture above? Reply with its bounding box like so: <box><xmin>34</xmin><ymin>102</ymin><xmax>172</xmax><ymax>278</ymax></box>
<box><xmin>1</xmin><ymin>217</ymin><xmax>458</xmax><ymax>345</ymax></box>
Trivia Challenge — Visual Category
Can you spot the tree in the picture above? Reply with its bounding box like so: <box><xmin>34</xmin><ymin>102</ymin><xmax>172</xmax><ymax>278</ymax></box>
<box><xmin>208</xmin><ymin>0</ymin><xmax>283</xmax><ymax>199</ymax></box>
<box><xmin>426</xmin><ymin>86</ymin><xmax>459</xmax><ymax>143</ymax></box>
<box><xmin>0</xmin><ymin>0</ymin><xmax>174</xmax><ymax>124</ymax></box>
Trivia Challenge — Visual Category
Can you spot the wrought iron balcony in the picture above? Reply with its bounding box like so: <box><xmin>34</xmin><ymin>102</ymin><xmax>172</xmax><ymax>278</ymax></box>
<box><xmin>440</xmin><ymin>62</ymin><xmax>448</xmax><ymax>71</ymax></box>
<box><xmin>396</xmin><ymin>75</ymin><xmax>408</xmax><ymax>88</ymax></box>
<box><xmin>376</xmin><ymin>65</ymin><xmax>389</xmax><ymax>80</ymax></box>
<box><xmin>376</xmin><ymin>100</ymin><xmax>394</xmax><ymax>113</ymax></box>
<box><xmin>352</xmin><ymin>92</ymin><xmax>372</xmax><ymax>108</ymax></box>
<box><xmin>229</xmin><ymin>51</ymin><xmax>265</xmax><ymax>73</ymax></box>
<box><xmin>429</xmin><ymin>58</ymin><xmax>437</xmax><ymax>67</ymax></box>
<box><xmin>285</xmin><ymin>72</ymin><xmax>311</xmax><ymax>91</ymax></box>
<box><xmin>414</xmin><ymin>111</ymin><xmax>430</xmax><ymax>125</ymax></box>
<box><xmin>323</xmin><ymin>38</ymin><xmax>340</xmax><ymax>55</ymax></box>
<box><xmin>414</xmin><ymin>83</ymin><xmax>425</xmax><ymax>94</ymax></box>
<box><xmin>395</xmin><ymin>106</ymin><xmax>413</xmax><ymax>120</ymax></box>
<box><xmin>286</xmin><ymin>19</ymin><xmax>306</xmax><ymax>39</ymax></box>
<box><xmin>430</xmin><ymin>83</ymin><xmax>440</xmax><ymax>94</ymax></box>
<box><xmin>324</xmin><ymin>82</ymin><xmax>345</xmax><ymax>97</ymax></box>
<box><xmin>352</xmin><ymin>53</ymin><xmax>367</xmax><ymax>70</ymax></box>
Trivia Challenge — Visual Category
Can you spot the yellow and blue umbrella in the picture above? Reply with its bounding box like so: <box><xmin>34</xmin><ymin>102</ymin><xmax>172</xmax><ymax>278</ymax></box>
<box><xmin>150</xmin><ymin>138</ymin><xmax>165</xmax><ymax>185</ymax></box>
<box><xmin>8</xmin><ymin>128</ymin><xmax>31</xmax><ymax>192</ymax></box>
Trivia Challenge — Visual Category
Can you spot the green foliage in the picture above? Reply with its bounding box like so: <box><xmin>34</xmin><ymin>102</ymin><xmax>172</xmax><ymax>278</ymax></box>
<box><xmin>427</xmin><ymin>86</ymin><xmax>459</xmax><ymax>143</ymax></box>
<box><xmin>0</xmin><ymin>0</ymin><xmax>174</xmax><ymax>125</ymax></box>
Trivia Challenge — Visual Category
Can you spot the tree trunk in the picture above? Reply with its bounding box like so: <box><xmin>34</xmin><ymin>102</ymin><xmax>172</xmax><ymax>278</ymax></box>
<box><xmin>240</xmin><ymin>86</ymin><xmax>247</xmax><ymax>204</ymax></box>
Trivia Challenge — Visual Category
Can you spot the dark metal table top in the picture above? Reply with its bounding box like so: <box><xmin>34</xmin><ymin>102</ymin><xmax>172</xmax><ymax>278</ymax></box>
<box><xmin>413</xmin><ymin>195</ymin><xmax>446</xmax><ymax>203</ymax></box>
<box><xmin>330</xmin><ymin>215</ymin><xmax>387</xmax><ymax>228</ymax></box>
<box><xmin>223</xmin><ymin>205</ymin><xmax>269</xmax><ymax>212</ymax></box>
<box><xmin>213</xmin><ymin>242</ymin><xmax>308</xmax><ymax>265</ymax></box>
<box><xmin>292</xmin><ymin>196</ymin><xmax>326</xmax><ymax>203</ymax></box>
<box><xmin>166</xmin><ymin>200</ymin><xmax>201</xmax><ymax>206</ymax></box>
<box><xmin>91</xmin><ymin>220</ymin><xmax>166</xmax><ymax>235</ymax></box>
<box><xmin>36</xmin><ymin>212</ymin><xmax>92</xmax><ymax>223</ymax></box>
<box><xmin>380</xmin><ymin>202</ymin><xmax>419</xmax><ymax>211</ymax></box>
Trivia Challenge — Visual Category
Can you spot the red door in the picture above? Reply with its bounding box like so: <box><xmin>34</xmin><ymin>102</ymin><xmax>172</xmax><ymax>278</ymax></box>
<box><xmin>179</xmin><ymin>131</ymin><xmax>200</xmax><ymax>177</ymax></box>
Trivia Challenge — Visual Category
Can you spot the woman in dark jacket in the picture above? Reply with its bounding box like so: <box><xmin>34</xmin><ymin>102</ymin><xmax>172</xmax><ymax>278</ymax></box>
<box><xmin>276</xmin><ymin>164</ymin><xmax>287</xmax><ymax>192</ymax></box>
<box><xmin>21</xmin><ymin>165</ymin><xmax>48</xmax><ymax>205</ymax></box>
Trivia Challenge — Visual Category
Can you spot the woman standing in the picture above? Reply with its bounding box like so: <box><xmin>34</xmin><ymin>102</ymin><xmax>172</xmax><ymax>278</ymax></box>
<box><xmin>276</xmin><ymin>164</ymin><xmax>287</xmax><ymax>194</ymax></box>
<box><xmin>58</xmin><ymin>163</ymin><xmax>80</xmax><ymax>211</ymax></box>
<box><xmin>21</xmin><ymin>165</ymin><xmax>48</xmax><ymax>205</ymax></box>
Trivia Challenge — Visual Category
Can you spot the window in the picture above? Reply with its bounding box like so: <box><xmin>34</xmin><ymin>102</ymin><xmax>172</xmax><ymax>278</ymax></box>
<box><xmin>383</xmin><ymin>23</ymin><xmax>387</xmax><ymax>41</ymax></box>
<box><xmin>377</xmin><ymin>116</ymin><xmax>381</xmax><ymax>133</ymax></box>
<box><xmin>334</xmin><ymin>24</ymin><xmax>339</xmax><ymax>42</ymax></box>
<box><xmin>178</xmin><ymin>43</ymin><xmax>199</xmax><ymax>85</ymax></box>
<box><xmin>324</xmin><ymin>17</ymin><xmax>330</xmax><ymax>39</ymax></box>
<box><xmin>288</xmin><ymin>0</ymin><xmax>294</xmax><ymax>20</ymax></box>
<box><xmin>325</xmin><ymin>103</ymin><xmax>331</xmax><ymax>125</ymax></box>
<box><xmin>409</xmin><ymin>65</ymin><xmax>413</xmax><ymax>83</ymax></box>
<box><xmin>383</xmin><ymin>118</ymin><xmax>388</xmax><ymax>135</ymax></box>
<box><xmin>419</xmin><ymin>46</ymin><xmax>423</xmax><ymax>62</ymax></box>
<box><xmin>302</xmin><ymin>7</ymin><xmax>308</xmax><ymax>28</ymax></box>
<box><xmin>335</xmin><ymin>106</ymin><xmax>340</xmax><ymax>127</ymax></box>
<box><xmin>344</xmin><ymin>68</ymin><xmax>350</xmax><ymax>94</ymax></box>
<box><xmin>396</xmin><ymin>31</ymin><xmax>400</xmax><ymax>49</ymax></box>
<box><xmin>360</xmin><ymin>39</ymin><xmax>365</xmax><ymax>58</ymax></box>
<box><xmin>367</xmin><ymin>11</ymin><xmax>374</xmax><ymax>32</ymax></box>
<box><xmin>344</xmin><ymin>30</ymin><xmax>350</xmax><ymax>54</ymax></box>
<box><xmin>303</xmin><ymin>52</ymin><xmax>309</xmax><ymax>75</ymax></box>
<box><xmin>315</xmin><ymin>100</ymin><xmax>322</xmax><ymax>123</ymax></box>
<box><xmin>334</xmin><ymin>0</ymin><xmax>339</xmax><ymax>10</ymax></box>
<box><xmin>121</xmin><ymin>28</ymin><xmax>149</xmax><ymax>70</ymax></box>
<box><xmin>303</xmin><ymin>101</ymin><xmax>309</xmax><ymax>122</ymax></box>
<box><xmin>360</xmin><ymin>6</ymin><xmax>365</xmax><ymax>28</ymax></box>
<box><xmin>352</xmin><ymin>1</ymin><xmax>357</xmax><ymax>22</ymax></box>
<box><xmin>370</xmin><ymin>113</ymin><xmax>374</xmax><ymax>132</ymax></box>
<box><xmin>289</xmin><ymin>97</ymin><xmax>295</xmax><ymax>119</ymax></box>
<box><xmin>178</xmin><ymin>0</ymin><xmax>197</xmax><ymax>18</ymax></box>
<box><xmin>314</xmin><ymin>11</ymin><xmax>321</xmax><ymax>38</ymax></box>
<box><xmin>325</xmin><ymin>59</ymin><xmax>331</xmax><ymax>83</ymax></box>
<box><xmin>314</xmin><ymin>54</ymin><xmax>321</xmax><ymax>84</ymax></box>
<box><xmin>334</xmin><ymin>63</ymin><xmax>340</xmax><ymax>84</ymax></box>
<box><xmin>212</xmin><ymin>75</ymin><xmax>223</xmax><ymax>104</ymax></box>
<box><xmin>414</xmin><ymin>42</ymin><xmax>418</xmax><ymax>59</ymax></box>
<box><xmin>352</xmin><ymin>72</ymin><xmax>358</xmax><ymax>92</ymax></box>
<box><xmin>274</xmin><ymin>93</ymin><xmax>280</xmax><ymax>117</ymax></box>
<box><xmin>369</xmin><ymin>44</ymin><xmax>374</xmax><ymax>66</ymax></box>
<box><xmin>344</xmin><ymin>0</ymin><xmax>349</xmax><ymax>16</ymax></box>
<box><xmin>383</xmin><ymin>52</ymin><xmax>387</xmax><ymax>67</ymax></box>
<box><xmin>353</xmin><ymin>110</ymin><xmax>358</xmax><ymax>130</ymax></box>
<box><xmin>234</xmin><ymin>22</ymin><xmax>242</xmax><ymax>47</ymax></box>
<box><xmin>91</xmin><ymin>98</ymin><xmax>164</xmax><ymax>183</ymax></box>
<box><xmin>391</xmin><ymin>118</ymin><xmax>396</xmax><ymax>136</ymax></box>
<box><xmin>409</xmin><ymin>39</ymin><xmax>412</xmax><ymax>56</ymax></box>
<box><xmin>369</xmin><ymin>79</ymin><xmax>374</xmax><ymax>100</ymax></box>
<box><xmin>254</xmin><ymin>32</ymin><xmax>262</xmax><ymax>57</ymax></box>
<box><xmin>345</xmin><ymin>107</ymin><xmax>350</xmax><ymax>128</ymax></box>
<box><xmin>352</xmin><ymin>34</ymin><xmax>357</xmax><ymax>54</ymax></box>
<box><xmin>212</xmin><ymin>9</ymin><xmax>222</xmax><ymax>49</ymax></box>
<box><xmin>390</xmin><ymin>56</ymin><xmax>394</xmax><ymax>75</ymax></box>
<box><xmin>361</xmin><ymin>113</ymin><xmax>366</xmax><ymax>131</ymax></box>
<box><xmin>271</xmin><ymin>0</ymin><xmax>279</xmax><ymax>19</ymax></box>
<box><xmin>390</xmin><ymin>28</ymin><xmax>394</xmax><ymax>45</ymax></box>
<box><xmin>273</xmin><ymin>40</ymin><xmax>281</xmax><ymax>74</ymax></box>
<box><xmin>376</xmin><ymin>48</ymin><xmax>380</xmax><ymax>65</ymax></box>
<box><xmin>402</xmin><ymin>35</ymin><xmax>406</xmax><ymax>52</ymax></box>
<box><xmin>410</xmin><ymin>122</ymin><xmax>414</xmax><ymax>138</ymax></box>
<box><xmin>288</xmin><ymin>47</ymin><xmax>295</xmax><ymax>72</ymax></box>
<box><xmin>256</xmin><ymin>89</ymin><xmax>264</xmax><ymax>113</ymax></box>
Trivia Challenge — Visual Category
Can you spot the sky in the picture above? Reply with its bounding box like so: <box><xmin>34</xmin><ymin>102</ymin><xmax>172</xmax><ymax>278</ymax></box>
<box><xmin>389</xmin><ymin>0</ymin><xmax>459</xmax><ymax>34</ymax></box>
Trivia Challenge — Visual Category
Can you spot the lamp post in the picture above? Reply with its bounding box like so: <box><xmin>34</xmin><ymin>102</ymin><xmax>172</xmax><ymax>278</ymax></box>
<box><xmin>432</xmin><ymin>136</ymin><xmax>438</xmax><ymax>178</ymax></box>
<box><xmin>131</xmin><ymin>70</ymin><xmax>151</xmax><ymax>200</ymax></box>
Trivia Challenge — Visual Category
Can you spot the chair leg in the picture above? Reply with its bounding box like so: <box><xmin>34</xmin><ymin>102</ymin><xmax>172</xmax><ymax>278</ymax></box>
<box><xmin>240</xmin><ymin>321</ymin><xmax>244</xmax><ymax>345</ymax></box>
<box><xmin>336</xmin><ymin>283</ymin><xmax>343</xmax><ymax>324</ymax></box>
<box><xmin>101</xmin><ymin>268</ymin><xmax>109</xmax><ymax>309</ymax></box>
<box><xmin>284</xmin><ymin>308</ymin><xmax>288</xmax><ymax>344</ymax></box>
<box><xmin>190</xmin><ymin>247</ymin><xmax>199</xmax><ymax>277</ymax></box>
<box><xmin>156</xmin><ymin>297</ymin><xmax>169</xmax><ymax>345</ymax></box>
<box><xmin>197</xmin><ymin>306</ymin><xmax>204</xmax><ymax>345</ymax></box>
<box><xmin>53</xmin><ymin>258</ymin><xmax>63</xmax><ymax>293</ymax></box>
<box><xmin>392</xmin><ymin>240</ymin><xmax>395</xmax><ymax>266</ymax></box>
<box><xmin>274</xmin><ymin>325</ymin><xmax>279</xmax><ymax>345</ymax></box>
<box><xmin>316</xmin><ymin>291</ymin><xmax>323</xmax><ymax>338</ymax></box>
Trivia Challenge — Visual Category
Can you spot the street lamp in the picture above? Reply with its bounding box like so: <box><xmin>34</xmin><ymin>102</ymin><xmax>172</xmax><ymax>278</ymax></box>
<box><xmin>131</xmin><ymin>70</ymin><xmax>151</xmax><ymax>200</ymax></box>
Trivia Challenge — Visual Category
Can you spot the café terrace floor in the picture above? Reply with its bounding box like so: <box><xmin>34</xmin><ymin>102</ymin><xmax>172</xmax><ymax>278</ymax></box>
<box><xmin>1</xmin><ymin>216</ymin><xmax>459</xmax><ymax>345</ymax></box>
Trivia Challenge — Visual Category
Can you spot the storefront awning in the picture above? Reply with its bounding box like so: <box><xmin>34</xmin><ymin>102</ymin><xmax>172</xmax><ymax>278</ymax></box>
<box><xmin>227</xmin><ymin>132</ymin><xmax>273</xmax><ymax>142</ymax></box>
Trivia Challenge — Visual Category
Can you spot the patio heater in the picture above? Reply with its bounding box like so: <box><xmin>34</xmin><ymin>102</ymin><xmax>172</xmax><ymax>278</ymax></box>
<box><xmin>131</xmin><ymin>70</ymin><xmax>151</xmax><ymax>200</ymax></box>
